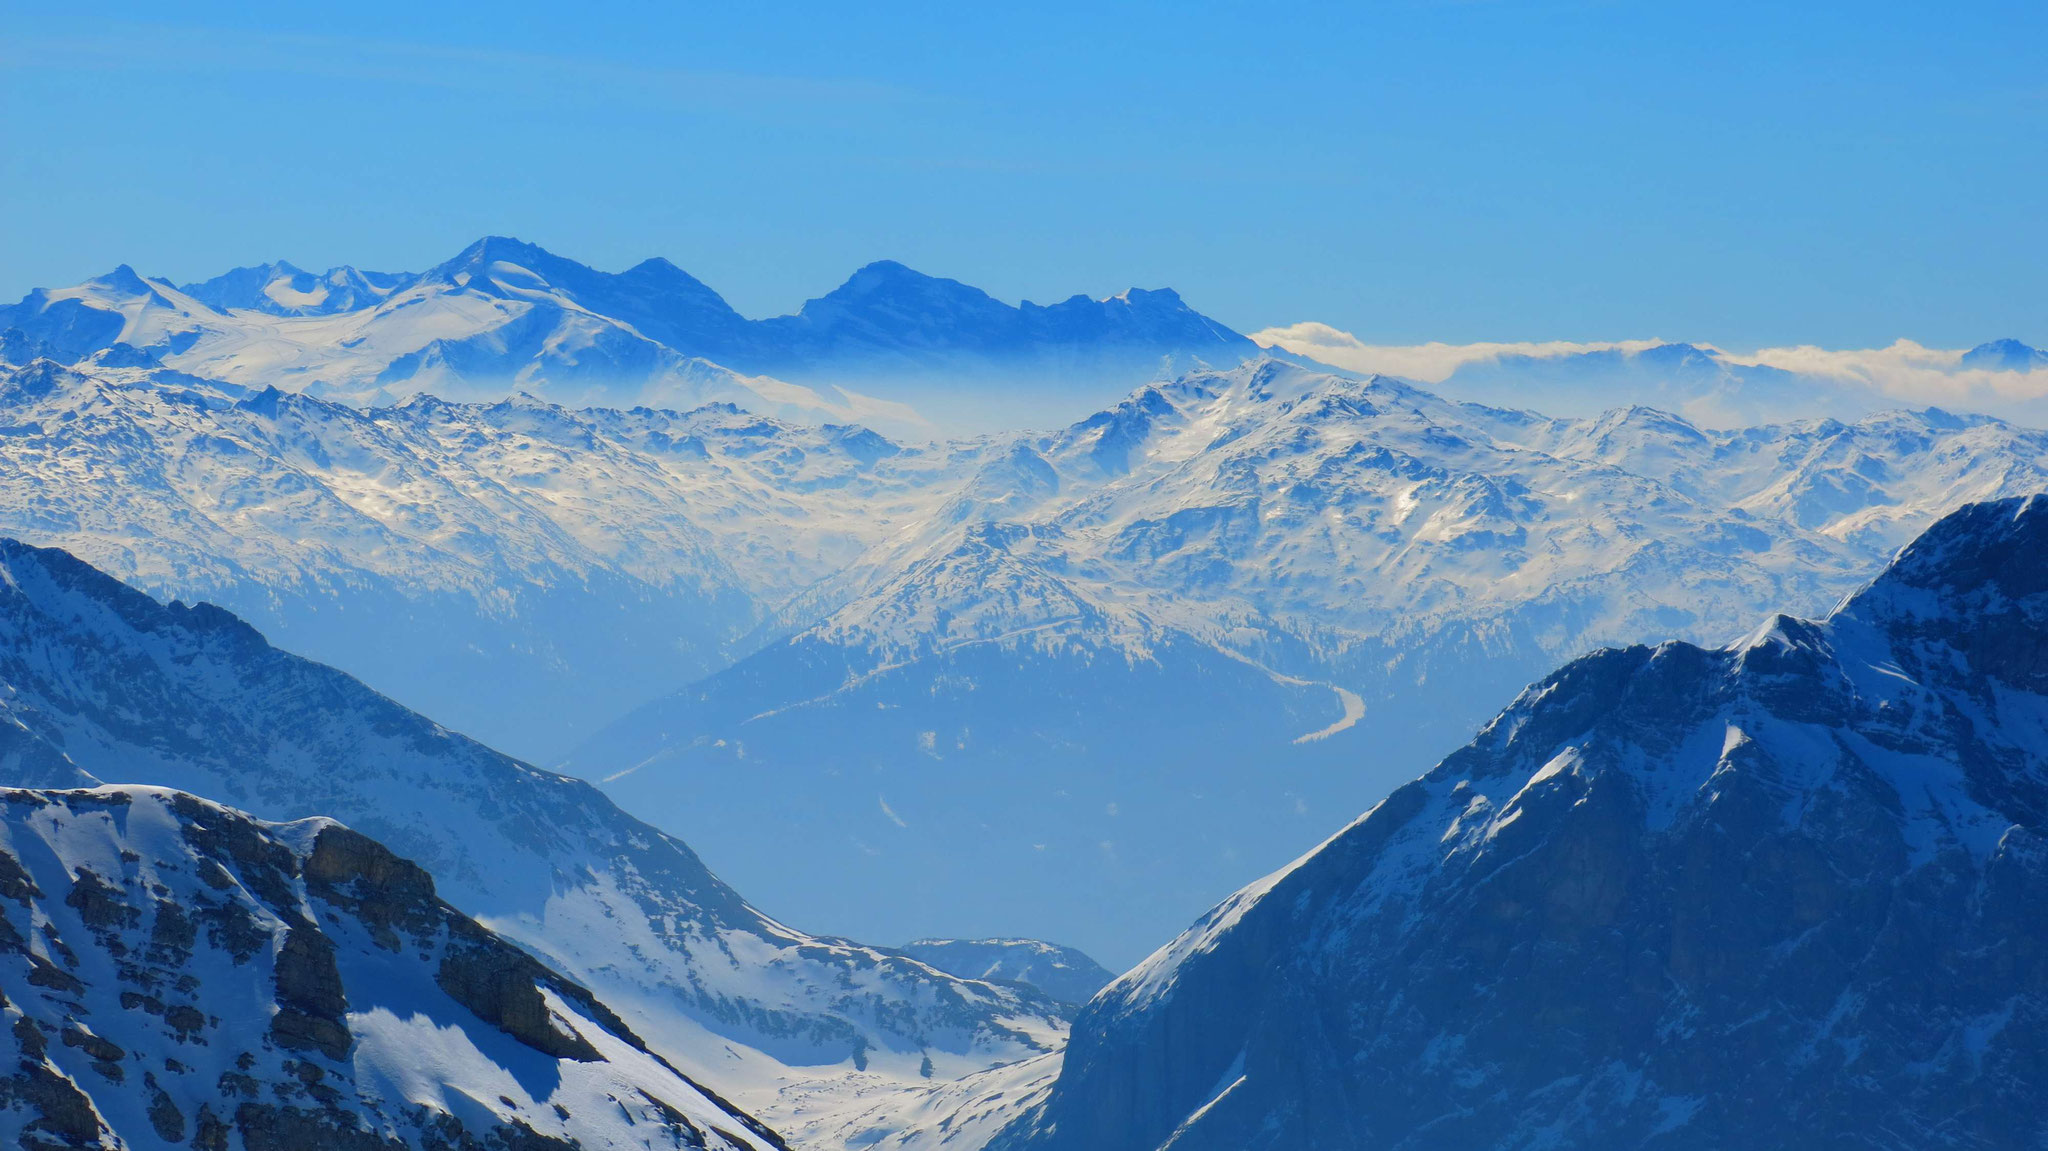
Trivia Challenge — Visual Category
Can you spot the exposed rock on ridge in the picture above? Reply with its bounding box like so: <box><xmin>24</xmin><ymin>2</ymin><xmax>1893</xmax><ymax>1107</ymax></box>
<box><xmin>0</xmin><ymin>787</ymin><xmax>783</xmax><ymax>1151</ymax></box>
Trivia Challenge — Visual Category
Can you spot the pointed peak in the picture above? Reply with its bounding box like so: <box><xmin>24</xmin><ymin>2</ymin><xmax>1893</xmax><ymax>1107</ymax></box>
<box><xmin>1960</xmin><ymin>338</ymin><xmax>2048</xmax><ymax>372</ymax></box>
<box><xmin>91</xmin><ymin>265</ymin><xmax>156</xmax><ymax>296</ymax></box>
<box><xmin>464</xmin><ymin>234</ymin><xmax>547</xmax><ymax>258</ymax></box>
<box><xmin>433</xmin><ymin>235</ymin><xmax>558</xmax><ymax>277</ymax></box>
<box><xmin>235</xmin><ymin>385</ymin><xmax>288</xmax><ymax>417</ymax></box>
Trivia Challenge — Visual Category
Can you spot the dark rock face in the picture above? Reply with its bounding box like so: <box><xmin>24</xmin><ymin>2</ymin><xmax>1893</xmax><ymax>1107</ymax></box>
<box><xmin>996</xmin><ymin>496</ymin><xmax>2048</xmax><ymax>1151</ymax></box>
<box><xmin>435</xmin><ymin>919</ymin><xmax>601</xmax><ymax>1063</ymax></box>
<box><xmin>269</xmin><ymin>926</ymin><xmax>351</xmax><ymax>1060</ymax></box>
<box><xmin>0</xmin><ymin>788</ymin><xmax>781</xmax><ymax>1151</ymax></box>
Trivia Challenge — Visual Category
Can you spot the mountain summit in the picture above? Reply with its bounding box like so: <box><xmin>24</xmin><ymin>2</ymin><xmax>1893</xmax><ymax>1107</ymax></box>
<box><xmin>994</xmin><ymin>495</ymin><xmax>2048</xmax><ymax>1150</ymax></box>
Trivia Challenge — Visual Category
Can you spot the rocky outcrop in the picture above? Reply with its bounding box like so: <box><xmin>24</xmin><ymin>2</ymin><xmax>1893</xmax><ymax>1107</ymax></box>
<box><xmin>269</xmin><ymin>925</ymin><xmax>350</xmax><ymax>1060</ymax></box>
<box><xmin>0</xmin><ymin>788</ymin><xmax>781</xmax><ymax>1151</ymax></box>
<box><xmin>435</xmin><ymin>918</ymin><xmax>601</xmax><ymax>1063</ymax></box>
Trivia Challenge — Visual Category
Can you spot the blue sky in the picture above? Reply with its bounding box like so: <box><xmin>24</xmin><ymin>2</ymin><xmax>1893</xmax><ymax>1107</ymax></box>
<box><xmin>5</xmin><ymin>0</ymin><xmax>2043</xmax><ymax>347</ymax></box>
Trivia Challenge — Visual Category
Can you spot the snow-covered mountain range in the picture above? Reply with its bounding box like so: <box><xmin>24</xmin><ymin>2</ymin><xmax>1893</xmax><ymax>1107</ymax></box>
<box><xmin>0</xmin><ymin>358</ymin><xmax>983</xmax><ymax>758</ymax></box>
<box><xmin>0</xmin><ymin>786</ymin><xmax>783</xmax><ymax>1151</ymax></box>
<box><xmin>570</xmin><ymin>359</ymin><xmax>2048</xmax><ymax>962</ymax></box>
<box><xmin>992</xmin><ymin>495</ymin><xmax>2048</xmax><ymax>1150</ymax></box>
<box><xmin>0</xmin><ymin>537</ymin><xmax>1067</xmax><ymax>1142</ymax></box>
<box><xmin>5</xmin><ymin>352</ymin><xmax>2048</xmax><ymax>964</ymax></box>
<box><xmin>0</xmin><ymin>238</ymin><xmax>1257</xmax><ymax>434</ymax></box>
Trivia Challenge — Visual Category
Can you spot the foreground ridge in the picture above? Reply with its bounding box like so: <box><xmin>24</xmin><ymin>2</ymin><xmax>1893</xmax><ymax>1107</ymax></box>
<box><xmin>0</xmin><ymin>786</ymin><xmax>783</xmax><ymax>1151</ymax></box>
<box><xmin>0</xmin><ymin>535</ymin><xmax>1068</xmax><ymax>1133</ymax></box>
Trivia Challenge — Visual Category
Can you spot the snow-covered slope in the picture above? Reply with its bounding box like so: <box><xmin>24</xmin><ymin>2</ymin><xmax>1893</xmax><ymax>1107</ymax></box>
<box><xmin>0</xmin><ymin>538</ymin><xmax>1067</xmax><ymax>1135</ymax></box>
<box><xmin>992</xmin><ymin>495</ymin><xmax>2048</xmax><ymax>1150</ymax></box>
<box><xmin>0</xmin><ymin>359</ymin><xmax>977</xmax><ymax>758</ymax></box>
<box><xmin>182</xmin><ymin>259</ymin><xmax>416</xmax><ymax>316</ymax></box>
<box><xmin>0</xmin><ymin>785</ymin><xmax>782</xmax><ymax>1151</ymax></box>
<box><xmin>576</xmin><ymin>358</ymin><xmax>2048</xmax><ymax>964</ymax></box>
<box><xmin>897</xmin><ymin>941</ymin><xmax>1114</xmax><ymax>1009</ymax></box>
<box><xmin>1</xmin><ymin>238</ymin><xmax>1257</xmax><ymax>434</ymax></box>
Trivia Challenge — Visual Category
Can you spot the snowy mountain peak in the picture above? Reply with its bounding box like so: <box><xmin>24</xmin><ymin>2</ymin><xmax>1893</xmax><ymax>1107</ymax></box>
<box><xmin>1960</xmin><ymin>337</ymin><xmax>2048</xmax><ymax>372</ymax></box>
<box><xmin>86</xmin><ymin>264</ymin><xmax>162</xmax><ymax>299</ymax></box>
<box><xmin>421</xmin><ymin>234</ymin><xmax>576</xmax><ymax>294</ymax></box>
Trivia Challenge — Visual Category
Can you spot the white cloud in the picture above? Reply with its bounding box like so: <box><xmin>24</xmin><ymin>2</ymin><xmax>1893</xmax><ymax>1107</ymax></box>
<box><xmin>1723</xmin><ymin>340</ymin><xmax>2048</xmax><ymax>409</ymax></box>
<box><xmin>1251</xmin><ymin>322</ymin><xmax>2048</xmax><ymax>423</ymax></box>
<box><xmin>1249</xmin><ymin>322</ymin><xmax>1666</xmax><ymax>383</ymax></box>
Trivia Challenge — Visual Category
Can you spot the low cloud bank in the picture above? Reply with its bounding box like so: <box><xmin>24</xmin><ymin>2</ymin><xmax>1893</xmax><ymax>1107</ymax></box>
<box><xmin>1252</xmin><ymin>322</ymin><xmax>2048</xmax><ymax>425</ymax></box>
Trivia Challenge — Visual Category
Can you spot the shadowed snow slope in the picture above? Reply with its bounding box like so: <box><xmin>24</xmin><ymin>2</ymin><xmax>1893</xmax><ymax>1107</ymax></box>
<box><xmin>0</xmin><ymin>539</ymin><xmax>1067</xmax><ymax>1136</ymax></box>
<box><xmin>0</xmin><ymin>786</ymin><xmax>783</xmax><ymax>1151</ymax></box>
<box><xmin>992</xmin><ymin>495</ymin><xmax>2048</xmax><ymax>1151</ymax></box>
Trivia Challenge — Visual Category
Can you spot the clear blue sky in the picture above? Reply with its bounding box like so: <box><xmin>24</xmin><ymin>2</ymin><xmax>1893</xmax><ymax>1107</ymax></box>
<box><xmin>5</xmin><ymin>1</ymin><xmax>2043</xmax><ymax>348</ymax></box>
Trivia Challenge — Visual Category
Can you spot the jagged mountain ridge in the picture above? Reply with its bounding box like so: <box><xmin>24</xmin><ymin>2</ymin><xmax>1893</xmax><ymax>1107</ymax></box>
<box><xmin>182</xmin><ymin>259</ymin><xmax>415</xmax><ymax>317</ymax></box>
<box><xmin>0</xmin><ymin>252</ymin><xmax>884</xmax><ymax>428</ymax></box>
<box><xmin>1</xmin><ymin>238</ymin><xmax>1257</xmax><ymax>431</ymax></box>
<box><xmin>0</xmin><ymin>786</ymin><xmax>784</xmax><ymax>1151</ymax></box>
<box><xmin>575</xmin><ymin>358</ymin><xmax>2048</xmax><ymax>964</ymax></box>
<box><xmin>0</xmin><ymin>537</ymin><xmax>1067</xmax><ymax>1135</ymax></box>
<box><xmin>992</xmin><ymin>495</ymin><xmax>2048</xmax><ymax>1150</ymax></box>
